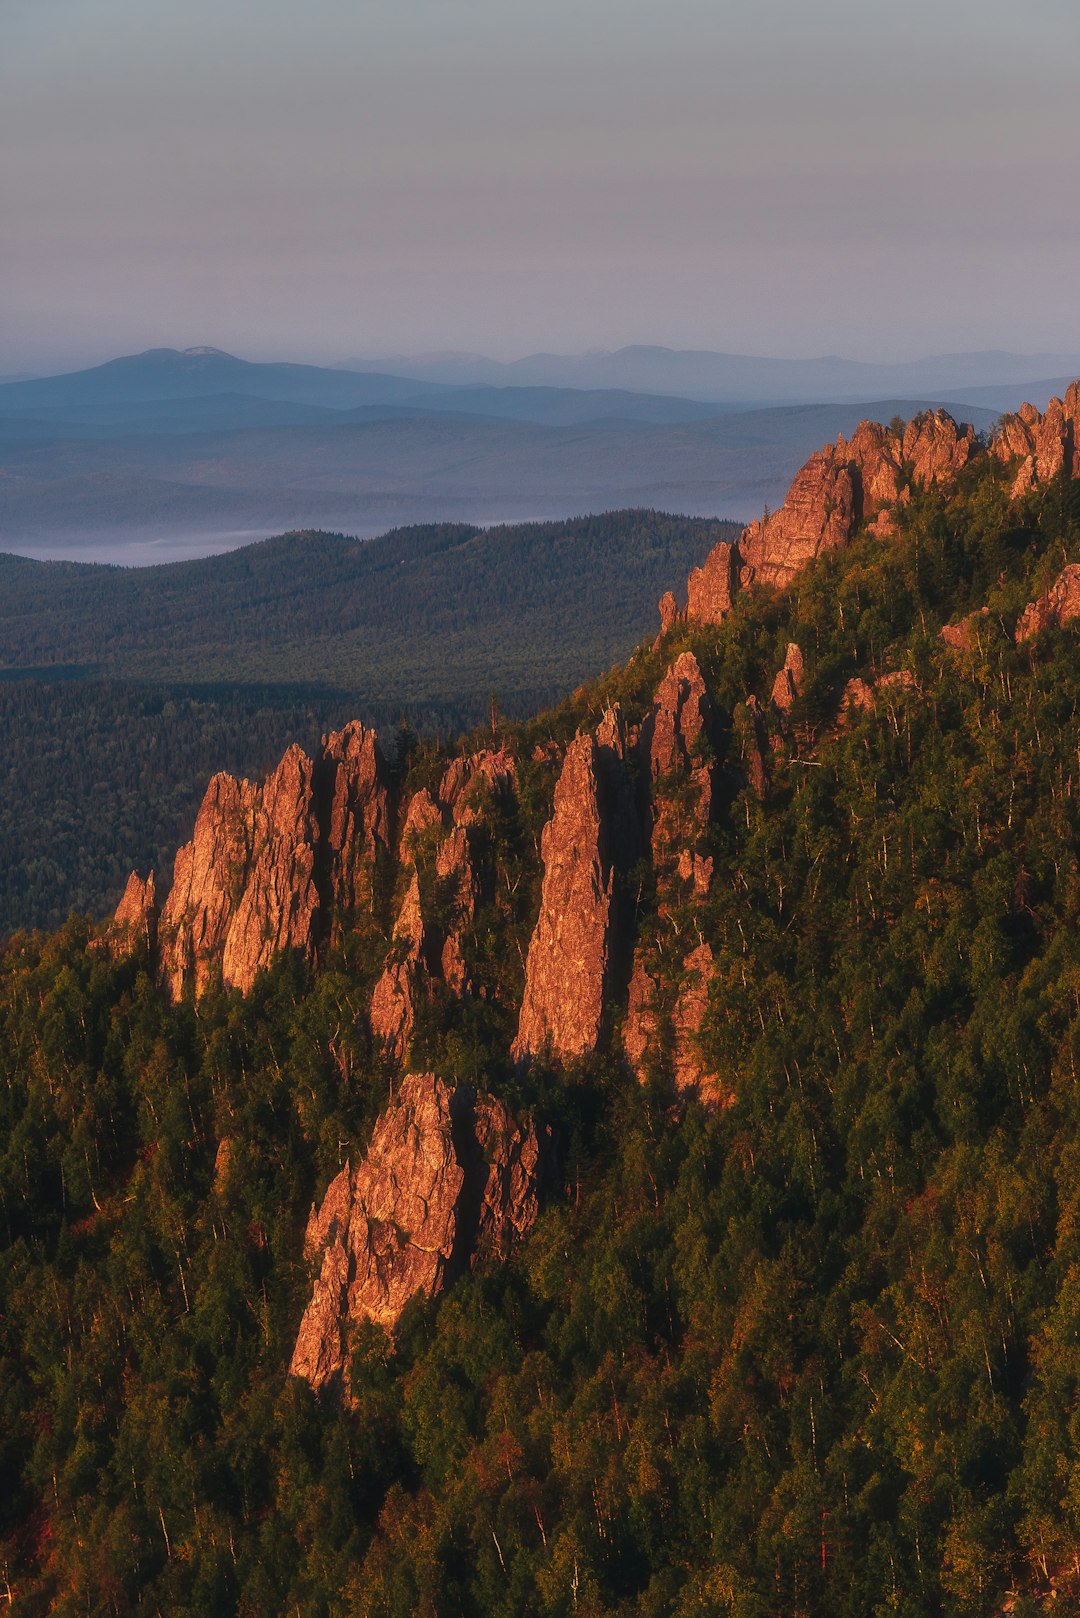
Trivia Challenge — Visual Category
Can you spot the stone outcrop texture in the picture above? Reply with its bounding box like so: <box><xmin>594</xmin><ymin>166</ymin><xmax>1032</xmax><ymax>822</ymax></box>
<box><xmin>639</xmin><ymin>652</ymin><xmax>714</xmax><ymax>882</ymax></box>
<box><xmin>737</xmin><ymin>411</ymin><xmax>977</xmax><ymax>589</ymax></box>
<box><xmin>107</xmin><ymin>871</ymin><xmax>157</xmax><ymax>958</ymax></box>
<box><xmin>513</xmin><ymin>733</ymin><xmax>613</xmax><ymax>1061</ymax></box>
<box><xmin>137</xmin><ymin>724</ymin><xmax>390</xmax><ymax>999</ymax></box>
<box><xmin>155</xmin><ymin>746</ymin><xmax>321</xmax><ymax>998</ymax></box>
<box><xmin>664</xmin><ymin>406</ymin><xmax>980</xmax><ymax>631</ymax></box>
<box><xmin>770</xmin><ymin>643</ymin><xmax>804</xmax><ymax>714</ymax></box>
<box><xmin>685</xmin><ymin>542</ymin><xmax>738</xmax><ymax>626</ymax></box>
<box><xmin>321</xmin><ymin>722</ymin><xmax>391</xmax><ymax>922</ymax></box>
<box><xmin>290</xmin><ymin>1073</ymin><xmax>541</xmax><ymax>1392</ymax></box>
<box><xmin>991</xmin><ymin>383</ymin><xmax>1080</xmax><ymax>498</ymax></box>
<box><xmin>1015</xmin><ymin>564</ymin><xmax>1080</xmax><ymax>644</ymax></box>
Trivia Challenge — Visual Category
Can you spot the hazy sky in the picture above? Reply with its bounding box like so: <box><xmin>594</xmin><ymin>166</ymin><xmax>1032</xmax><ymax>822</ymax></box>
<box><xmin>3</xmin><ymin>0</ymin><xmax>1079</xmax><ymax>372</ymax></box>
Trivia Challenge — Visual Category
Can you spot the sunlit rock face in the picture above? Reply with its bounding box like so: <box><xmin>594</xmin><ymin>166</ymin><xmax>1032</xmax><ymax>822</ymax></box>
<box><xmin>1015</xmin><ymin>563</ymin><xmax>1080</xmax><ymax>644</ymax></box>
<box><xmin>156</xmin><ymin>746</ymin><xmax>321</xmax><ymax>998</ymax></box>
<box><xmin>992</xmin><ymin>383</ymin><xmax>1080</xmax><ymax>498</ymax></box>
<box><xmin>513</xmin><ymin>733</ymin><xmax>613</xmax><ymax>1062</ymax></box>
<box><xmin>290</xmin><ymin>1073</ymin><xmax>542</xmax><ymax>1393</ymax></box>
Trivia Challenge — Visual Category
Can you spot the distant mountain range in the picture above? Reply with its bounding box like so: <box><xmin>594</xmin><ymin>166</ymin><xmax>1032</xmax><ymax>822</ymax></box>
<box><xmin>0</xmin><ymin>345</ymin><xmax>1074</xmax><ymax>559</ymax></box>
<box><xmin>339</xmin><ymin>344</ymin><xmax>1080</xmax><ymax>405</ymax></box>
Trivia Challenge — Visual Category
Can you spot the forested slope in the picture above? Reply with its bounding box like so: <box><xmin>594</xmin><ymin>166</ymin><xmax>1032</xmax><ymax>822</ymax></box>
<box><xmin>3</xmin><ymin>406</ymin><xmax>1080</xmax><ymax>1616</ymax></box>
<box><xmin>0</xmin><ymin>511</ymin><xmax>737</xmax><ymax>933</ymax></box>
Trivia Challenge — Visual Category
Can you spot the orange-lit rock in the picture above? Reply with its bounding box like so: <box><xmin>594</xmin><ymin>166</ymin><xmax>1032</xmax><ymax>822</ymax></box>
<box><xmin>1015</xmin><ymin>563</ymin><xmax>1080</xmax><ymax>644</ymax></box>
<box><xmin>513</xmin><ymin>733</ymin><xmax>612</xmax><ymax>1061</ymax></box>
<box><xmin>290</xmin><ymin>1073</ymin><xmax>542</xmax><ymax>1391</ymax></box>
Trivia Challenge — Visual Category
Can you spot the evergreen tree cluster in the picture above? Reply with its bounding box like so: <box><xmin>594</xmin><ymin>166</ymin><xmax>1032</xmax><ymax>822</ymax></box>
<box><xmin>2</xmin><ymin>460</ymin><xmax>1080</xmax><ymax>1615</ymax></box>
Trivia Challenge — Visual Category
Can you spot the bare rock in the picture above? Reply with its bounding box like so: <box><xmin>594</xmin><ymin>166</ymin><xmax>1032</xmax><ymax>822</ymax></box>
<box><xmin>435</xmin><ymin>826</ymin><xmax>477</xmax><ymax>994</ymax></box>
<box><xmin>1016</xmin><ymin>563</ymin><xmax>1080</xmax><ymax>644</ymax></box>
<box><xmin>107</xmin><ymin>870</ymin><xmax>157</xmax><ymax>958</ymax></box>
<box><xmin>439</xmin><ymin>748</ymin><xmax>517</xmax><ymax>826</ymax></box>
<box><xmin>399</xmin><ymin>788</ymin><xmax>442</xmax><ymax>853</ymax></box>
<box><xmin>736</xmin><ymin>696</ymin><xmax>769</xmax><ymax>800</ymax></box>
<box><xmin>902</xmin><ymin>409</ymin><xmax>979</xmax><ymax>491</ymax></box>
<box><xmin>672</xmin><ymin>941</ymin><xmax>714</xmax><ymax>1095</ymax></box>
<box><xmin>471</xmin><ymin>1094</ymin><xmax>543</xmax><ymax>1260</ymax></box>
<box><xmin>290</xmin><ymin>1074</ymin><xmax>462</xmax><ymax>1388</ymax></box>
<box><xmin>838</xmin><ymin>669</ymin><xmax>916</xmax><ymax>726</ymax></box>
<box><xmin>291</xmin><ymin>1073</ymin><xmax>541</xmax><ymax>1391</ymax></box>
<box><xmin>677</xmin><ymin>849</ymin><xmax>714</xmax><ymax>895</ymax></box>
<box><xmin>992</xmin><ymin>383</ymin><xmax>1080</xmax><ymax>498</ymax></box>
<box><xmin>739</xmin><ymin>450</ymin><xmax>859</xmax><ymax>588</ymax></box>
<box><xmin>594</xmin><ymin>705</ymin><xmax>642</xmax><ymax>873</ymax></box>
<box><xmin>940</xmin><ymin>607</ymin><xmax>990</xmax><ymax>652</ymax></box>
<box><xmin>770</xmin><ymin>642</ymin><xmax>804</xmax><ymax>714</ymax></box>
<box><xmin>513</xmin><ymin>733</ymin><xmax>612</xmax><ymax>1061</ymax></box>
<box><xmin>322</xmin><ymin>722</ymin><xmax>391</xmax><ymax>920</ymax></box>
<box><xmin>657</xmin><ymin>589</ymin><xmax>680</xmax><ymax>634</ymax></box>
<box><xmin>736</xmin><ymin>409</ymin><xmax>976</xmax><ymax>587</ymax></box>
<box><xmin>157</xmin><ymin>771</ymin><xmax>261</xmax><ymax>998</ymax></box>
<box><xmin>622</xmin><ymin>941</ymin><xmax>720</xmax><ymax>1100</ymax></box>
<box><xmin>220</xmin><ymin>745</ymin><xmax>322</xmax><ymax>995</ymax></box>
<box><xmin>623</xmin><ymin>953</ymin><xmax>658</xmax><ymax>1078</ymax></box>
<box><xmin>640</xmin><ymin>651</ymin><xmax>714</xmax><ymax>878</ymax></box>
<box><xmin>369</xmin><ymin>871</ymin><xmax>425</xmax><ymax>1062</ymax></box>
<box><xmin>686</xmin><ymin>542</ymin><xmax>738</xmax><ymax>625</ymax></box>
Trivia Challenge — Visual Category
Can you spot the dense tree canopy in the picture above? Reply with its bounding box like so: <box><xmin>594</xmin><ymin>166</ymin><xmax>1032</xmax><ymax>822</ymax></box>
<box><xmin>2</xmin><ymin>461</ymin><xmax>1080</xmax><ymax>1614</ymax></box>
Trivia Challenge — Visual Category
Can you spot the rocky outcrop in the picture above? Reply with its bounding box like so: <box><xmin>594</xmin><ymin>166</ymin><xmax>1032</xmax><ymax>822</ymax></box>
<box><xmin>321</xmin><ymin>722</ymin><xmax>391</xmax><ymax>921</ymax></box>
<box><xmin>368</xmin><ymin>758</ymin><xmax>499</xmax><ymax>1055</ymax></box>
<box><xmin>640</xmin><ymin>651</ymin><xmax>714</xmax><ymax>872</ymax></box>
<box><xmin>157</xmin><ymin>772</ymin><xmax>259</xmax><ymax>997</ymax></box>
<box><xmin>219</xmin><ymin>746</ymin><xmax>322</xmax><ymax>996</ymax></box>
<box><xmin>1015</xmin><ymin>564</ymin><xmax>1080</xmax><ymax>644</ymax></box>
<box><xmin>155</xmin><ymin>726</ymin><xmax>391</xmax><ymax>998</ymax></box>
<box><xmin>107</xmin><ymin>870</ymin><xmax>157</xmax><ymax>957</ymax></box>
<box><xmin>940</xmin><ymin>607</ymin><xmax>990</xmax><ymax>652</ymax></box>
<box><xmin>290</xmin><ymin>1073</ymin><xmax>542</xmax><ymax>1392</ymax></box>
<box><xmin>622</xmin><ymin>940</ymin><xmax>719</xmax><ymax>1099</ymax></box>
<box><xmin>513</xmin><ymin>733</ymin><xmax>613</xmax><ymax>1061</ymax></box>
<box><xmin>735</xmin><ymin>697</ymin><xmax>769</xmax><ymax>800</ymax></box>
<box><xmin>671</xmin><ymin>941</ymin><xmax>714</xmax><ymax>1093</ymax></box>
<box><xmin>686</xmin><ymin>542</ymin><xmax>739</xmax><ymax>626</ymax></box>
<box><xmin>435</xmin><ymin>826</ymin><xmax>477</xmax><ymax>994</ymax></box>
<box><xmin>737</xmin><ymin>411</ymin><xmax>977</xmax><ymax>589</ymax></box>
<box><xmin>670</xmin><ymin>408</ymin><xmax>979</xmax><ymax>632</ymax></box>
<box><xmin>992</xmin><ymin>384</ymin><xmax>1080</xmax><ymax>498</ymax></box>
<box><xmin>439</xmin><ymin>748</ymin><xmax>517</xmax><ymax>827</ymax></box>
<box><xmin>838</xmin><ymin>669</ymin><xmax>917</xmax><ymax>725</ymax></box>
<box><xmin>739</xmin><ymin>449</ymin><xmax>860</xmax><ymax>588</ymax></box>
<box><xmin>770</xmin><ymin>642</ymin><xmax>804</xmax><ymax>715</ymax></box>
<box><xmin>368</xmin><ymin>872</ymin><xmax>425</xmax><ymax>1062</ymax></box>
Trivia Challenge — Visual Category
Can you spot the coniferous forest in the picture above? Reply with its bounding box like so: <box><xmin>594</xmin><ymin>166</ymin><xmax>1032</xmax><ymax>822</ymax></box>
<box><xmin>3</xmin><ymin>451</ymin><xmax>1080</xmax><ymax>1617</ymax></box>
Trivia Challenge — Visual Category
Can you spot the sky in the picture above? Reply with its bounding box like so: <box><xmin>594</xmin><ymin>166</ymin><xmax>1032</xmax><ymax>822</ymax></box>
<box><xmin>2</xmin><ymin>0</ymin><xmax>1079</xmax><ymax>373</ymax></box>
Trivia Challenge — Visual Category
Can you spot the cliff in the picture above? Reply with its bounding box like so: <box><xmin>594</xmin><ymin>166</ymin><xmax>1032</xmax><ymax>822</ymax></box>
<box><xmin>290</xmin><ymin>1072</ymin><xmax>542</xmax><ymax>1393</ymax></box>
<box><xmin>111</xmin><ymin>388</ymin><xmax>1080</xmax><ymax>1095</ymax></box>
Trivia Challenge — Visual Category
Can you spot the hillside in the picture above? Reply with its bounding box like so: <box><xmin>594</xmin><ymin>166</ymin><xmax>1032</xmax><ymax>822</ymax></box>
<box><xmin>0</xmin><ymin>510</ymin><xmax>738</xmax><ymax>933</ymax></box>
<box><xmin>3</xmin><ymin>387</ymin><xmax>1080</xmax><ymax>1616</ymax></box>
